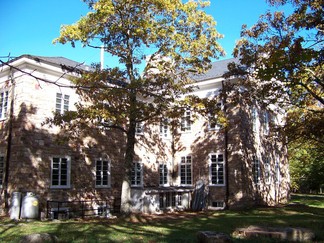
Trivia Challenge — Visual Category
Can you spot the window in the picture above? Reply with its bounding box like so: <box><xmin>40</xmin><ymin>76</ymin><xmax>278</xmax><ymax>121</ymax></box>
<box><xmin>159</xmin><ymin>163</ymin><xmax>168</xmax><ymax>186</ymax></box>
<box><xmin>209</xmin><ymin>153</ymin><xmax>225</xmax><ymax>185</ymax></box>
<box><xmin>51</xmin><ymin>157</ymin><xmax>71</xmax><ymax>188</ymax></box>
<box><xmin>181</xmin><ymin>109</ymin><xmax>191</xmax><ymax>132</ymax></box>
<box><xmin>160</xmin><ymin>118</ymin><xmax>169</xmax><ymax>138</ymax></box>
<box><xmin>251</xmin><ymin>107</ymin><xmax>258</xmax><ymax>133</ymax></box>
<box><xmin>0</xmin><ymin>156</ymin><xmax>4</xmax><ymax>187</ymax></box>
<box><xmin>159</xmin><ymin>192</ymin><xmax>182</xmax><ymax>209</ymax></box>
<box><xmin>95</xmin><ymin>159</ymin><xmax>111</xmax><ymax>187</ymax></box>
<box><xmin>131</xmin><ymin>161</ymin><xmax>143</xmax><ymax>186</ymax></box>
<box><xmin>180</xmin><ymin>156</ymin><xmax>192</xmax><ymax>185</ymax></box>
<box><xmin>264</xmin><ymin>157</ymin><xmax>271</xmax><ymax>184</ymax></box>
<box><xmin>135</xmin><ymin>122</ymin><xmax>144</xmax><ymax>135</ymax></box>
<box><xmin>252</xmin><ymin>156</ymin><xmax>261</xmax><ymax>184</ymax></box>
<box><xmin>263</xmin><ymin>111</ymin><xmax>270</xmax><ymax>135</ymax></box>
<box><xmin>208</xmin><ymin>102</ymin><xmax>223</xmax><ymax>130</ymax></box>
<box><xmin>275</xmin><ymin>159</ymin><xmax>280</xmax><ymax>184</ymax></box>
<box><xmin>0</xmin><ymin>90</ymin><xmax>9</xmax><ymax>120</ymax></box>
<box><xmin>56</xmin><ymin>93</ymin><xmax>70</xmax><ymax>114</ymax></box>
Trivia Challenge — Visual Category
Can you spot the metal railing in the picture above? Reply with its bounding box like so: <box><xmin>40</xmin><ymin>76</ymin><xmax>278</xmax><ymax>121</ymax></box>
<box><xmin>46</xmin><ymin>199</ymin><xmax>111</xmax><ymax>219</ymax></box>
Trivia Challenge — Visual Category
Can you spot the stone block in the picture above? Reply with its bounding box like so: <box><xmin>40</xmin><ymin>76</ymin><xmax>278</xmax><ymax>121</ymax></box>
<box><xmin>197</xmin><ymin>231</ymin><xmax>232</xmax><ymax>243</ymax></box>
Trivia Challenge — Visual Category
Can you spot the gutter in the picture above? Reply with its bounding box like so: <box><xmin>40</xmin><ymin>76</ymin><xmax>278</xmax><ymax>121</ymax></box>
<box><xmin>3</xmin><ymin>68</ymin><xmax>15</xmax><ymax>210</ymax></box>
<box><xmin>222</xmin><ymin>80</ymin><xmax>230</xmax><ymax>209</ymax></box>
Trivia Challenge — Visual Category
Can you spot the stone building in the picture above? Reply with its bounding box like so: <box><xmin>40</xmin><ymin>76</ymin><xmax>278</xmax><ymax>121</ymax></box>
<box><xmin>0</xmin><ymin>54</ymin><xmax>289</xmax><ymax>217</ymax></box>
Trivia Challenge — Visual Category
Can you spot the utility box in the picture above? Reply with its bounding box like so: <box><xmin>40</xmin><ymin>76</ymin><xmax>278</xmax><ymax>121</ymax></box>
<box><xmin>9</xmin><ymin>192</ymin><xmax>22</xmax><ymax>220</ymax></box>
<box><xmin>21</xmin><ymin>192</ymin><xmax>39</xmax><ymax>219</ymax></box>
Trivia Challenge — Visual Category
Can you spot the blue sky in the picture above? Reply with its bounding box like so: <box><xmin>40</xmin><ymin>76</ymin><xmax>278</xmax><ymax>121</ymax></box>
<box><xmin>0</xmin><ymin>0</ymin><xmax>285</xmax><ymax>67</ymax></box>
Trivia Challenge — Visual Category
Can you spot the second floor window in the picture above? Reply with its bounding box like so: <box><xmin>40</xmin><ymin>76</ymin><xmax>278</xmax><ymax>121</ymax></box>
<box><xmin>181</xmin><ymin>109</ymin><xmax>191</xmax><ymax>132</ymax></box>
<box><xmin>208</xmin><ymin>102</ymin><xmax>223</xmax><ymax>130</ymax></box>
<box><xmin>56</xmin><ymin>93</ymin><xmax>70</xmax><ymax>114</ymax></box>
<box><xmin>251</xmin><ymin>107</ymin><xmax>258</xmax><ymax>133</ymax></box>
<box><xmin>95</xmin><ymin>159</ymin><xmax>111</xmax><ymax>187</ymax></box>
<box><xmin>135</xmin><ymin>122</ymin><xmax>144</xmax><ymax>135</ymax></box>
<box><xmin>180</xmin><ymin>156</ymin><xmax>192</xmax><ymax>185</ymax></box>
<box><xmin>0</xmin><ymin>91</ymin><xmax>9</xmax><ymax>120</ymax></box>
<box><xmin>160</xmin><ymin>118</ymin><xmax>169</xmax><ymax>138</ymax></box>
<box><xmin>262</xmin><ymin>111</ymin><xmax>270</xmax><ymax>135</ymax></box>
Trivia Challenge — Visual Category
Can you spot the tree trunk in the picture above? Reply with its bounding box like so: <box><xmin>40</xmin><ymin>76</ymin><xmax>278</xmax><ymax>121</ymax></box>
<box><xmin>120</xmin><ymin>125</ymin><xmax>136</xmax><ymax>214</ymax></box>
<box><xmin>120</xmin><ymin>91</ymin><xmax>137</xmax><ymax>214</ymax></box>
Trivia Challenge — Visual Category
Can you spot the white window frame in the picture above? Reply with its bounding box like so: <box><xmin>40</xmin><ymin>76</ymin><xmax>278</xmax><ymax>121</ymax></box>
<box><xmin>275</xmin><ymin>157</ymin><xmax>281</xmax><ymax>184</ymax></box>
<box><xmin>50</xmin><ymin>156</ymin><xmax>71</xmax><ymax>189</ymax></box>
<box><xmin>159</xmin><ymin>163</ymin><xmax>168</xmax><ymax>186</ymax></box>
<box><xmin>131</xmin><ymin>161</ymin><xmax>143</xmax><ymax>187</ymax></box>
<box><xmin>160</xmin><ymin>118</ymin><xmax>169</xmax><ymax>139</ymax></box>
<box><xmin>95</xmin><ymin>158</ymin><xmax>111</xmax><ymax>188</ymax></box>
<box><xmin>0</xmin><ymin>155</ymin><xmax>4</xmax><ymax>188</ymax></box>
<box><xmin>180</xmin><ymin>155</ymin><xmax>192</xmax><ymax>185</ymax></box>
<box><xmin>209</xmin><ymin>153</ymin><xmax>225</xmax><ymax>186</ymax></box>
<box><xmin>180</xmin><ymin>109</ymin><xmax>191</xmax><ymax>132</ymax></box>
<box><xmin>264</xmin><ymin>157</ymin><xmax>271</xmax><ymax>184</ymax></box>
<box><xmin>135</xmin><ymin>122</ymin><xmax>144</xmax><ymax>135</ymax></box>
<box><xmin>263</xmin><ymin>111</ymin><xmax>270</xmax><ymax>135</ymax></box>
<box><xmin>0</xmin><ymin>90</ymin><xmax>9</xmax><ymax>120</ymax></box>
<box><xmin>252</xmin><ymin>155</ymin><xmax>261</xmax><ymax>184</ymax></box>
<box><xmin>208</xmin><ymin>102</ymin><xmax>223</xmax><ymax>131</ymax></box>
<box><xmin>159</xmin><ymin>192</ymin><xmax>181</xmax><ymax>209</ymax></box>
<box><xmin>251</xmin><ymin>107</ymin><xmax>258</xmax><ymax>133</ymax></box>
<box><xmin>55</xmin><ymin>92</ymin><xmax>70</xmax><ymax>114</ymax></box>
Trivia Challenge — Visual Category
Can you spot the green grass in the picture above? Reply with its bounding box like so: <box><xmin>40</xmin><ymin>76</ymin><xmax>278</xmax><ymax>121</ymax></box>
<box><xmin>1</xmin><ymin>194</ymin><xmax>323</xmax><ymax>242</ymax></box>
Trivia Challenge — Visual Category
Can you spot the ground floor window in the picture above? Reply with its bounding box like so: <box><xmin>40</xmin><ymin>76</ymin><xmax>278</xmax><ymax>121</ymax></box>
<box><xmin>159</xmin><ymin>163</ymin><xmax>168</xmax><ymax>186</ymax></box>
<box><xmin>209</xmin><ymin>153</ymin><xmax>225</xmax><ymax>185</ymax></box>
<box><xmin>264</xmin><ymin>157</ymin><xmax>271</xmax><ymax>184</ymax></box>
<box><xmin>159</xmin><ymin>192</ymin><xmax>182</xmax><ymax>209</ymax></box>
<box><xmin>51</xmin><ymin>156</ymin><xmax>71</xmax><ymax>188</ymax></box>
<box><xmin>131</xmin><ymin>161</ymin><xmax>143</xmax><ymax>186</ymax></box>
<box><xmin>180</xmin><ymin>156</ymin><xmax>192</xmax><ymax>185</ymax></box>
<box><xmin>252</xmin><ymin>156</ymin><xmax>261</xmax><ymax>184</ymax></box>
<box><xmin>95</xmin><ymin>159</ymin><xmax>111</xmax><ymax>187</ymax></box>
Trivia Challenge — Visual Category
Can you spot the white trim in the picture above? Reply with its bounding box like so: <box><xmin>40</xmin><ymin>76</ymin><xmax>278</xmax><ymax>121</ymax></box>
<box><xmin>179</xmin><ymin>155</ymin><xmax>192</xmax><ymax>186</ymax></box>
<box><xmin>208</xmin><ymin>153</ymin><xmax>226</xmax><ymax>186</ymax></box>
<box><xmin>50</xmin><ymin>156</ymin><xmax>71</xmax><ymax>189</ymax></box>
<box><xmin>0</xmin><ymin>89</ymin><xmax>9</xmax><ymax>120</ymax></box>
<box><xmin>131</xmin><ymin>161</ymin><xmax>143</xmax><ymax>187</ymax></box>
<box><xmin>95</xmin><ymin>158</ymin><xmax>111</xmax><ymax>188</ymax></box>
<box><xmin>159</xmin><ymin>163</ymin><xmax>169</xmax><ymax>186</ymax></box>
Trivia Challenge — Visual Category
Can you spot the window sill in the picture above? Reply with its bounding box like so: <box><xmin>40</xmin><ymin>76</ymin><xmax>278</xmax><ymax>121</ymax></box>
<box><xmin>50</xmin><ymin>186</ymin><xmax>71</xmax><ymax>189</ymax></box>
<box><xmin>209</xmin><ymin>184</ymin><xmax>226</xmax><ymax>187</ymax></box>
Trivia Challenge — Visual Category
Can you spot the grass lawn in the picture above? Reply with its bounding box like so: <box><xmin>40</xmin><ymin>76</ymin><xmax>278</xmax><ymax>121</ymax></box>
<box><xmin>1</xmin><ymin>193</ymin><xmax>323</xmax><ymax>242</ymax></box>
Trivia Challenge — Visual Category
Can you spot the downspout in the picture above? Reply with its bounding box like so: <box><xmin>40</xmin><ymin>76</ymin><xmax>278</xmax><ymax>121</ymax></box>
<box><xmin>3</xmin><ymin>68</ymin><xmax>15</xmax><ymax>210</ymax></box>
<box><xmin>222</xmin><ymin>81</ymin><xmax>230</xmax><ymax>209</ymax></box>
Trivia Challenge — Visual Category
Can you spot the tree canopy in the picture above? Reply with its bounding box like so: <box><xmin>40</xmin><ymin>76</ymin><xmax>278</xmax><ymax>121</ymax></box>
<box><xmin>228</xmin><ymin>0</ymin><xmax>323</xmax><ymax>193</ymax></box>
<box><xmin>53</xmin><ymin>0</ymin><xmax>224</xmax><ymax>213</ymax></box>
<box><xmin>230</xmin><ymin>0</ymin><xmax>323</xmax><ymax>144</ymax></box>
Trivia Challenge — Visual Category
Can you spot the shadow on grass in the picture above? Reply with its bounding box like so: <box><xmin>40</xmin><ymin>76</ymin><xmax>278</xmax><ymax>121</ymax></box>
<box><xmin>1</xmin><ymin>203</ymin><xmax>324</xmax><ymax>242</ymax></box>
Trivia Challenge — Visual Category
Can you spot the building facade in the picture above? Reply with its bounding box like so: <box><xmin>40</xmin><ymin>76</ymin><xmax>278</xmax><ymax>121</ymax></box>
<box><xmin>0</xmin><ymin>55</ymin><xmax>289</xmax><ymax>217</ymax></box>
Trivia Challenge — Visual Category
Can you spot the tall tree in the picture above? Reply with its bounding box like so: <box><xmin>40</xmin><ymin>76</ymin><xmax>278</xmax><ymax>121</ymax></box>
<box><xmin>227</xmin><ymin>0</ymin><xmax>323</xmax><ymax>192</ymax></box>
<box><xmin>229</xmin><ymin>0</ymin><xmax>323</xmax><ymax>143</ymax></box>
<box><xmin>53</xmin><ymin>0</ymin><xmax>223</xmax><ymax>213</ymax></box>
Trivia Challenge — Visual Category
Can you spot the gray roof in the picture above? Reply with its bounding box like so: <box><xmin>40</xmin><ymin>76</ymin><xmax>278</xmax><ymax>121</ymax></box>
<box><xmin>4</xmin><ymin>54</ymin><xmax>238</xmax><ymax>81</ymax></box>
<box><xmin>6</xmin><ymin>54</ymin><xmax>91</xmax><ymax>72</ymax></box>
<box><xmin>192</xmin><ymin>58</ymin><xmax>239</xmax><ymax>81</ymax></box>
